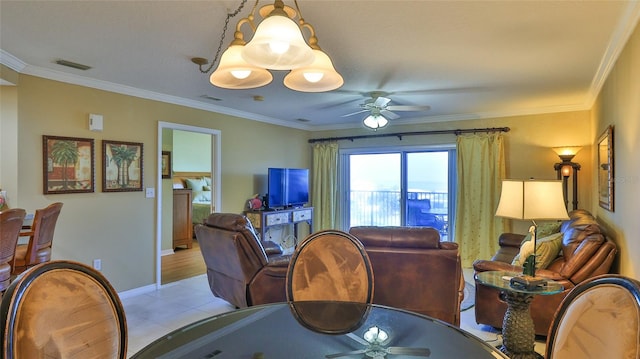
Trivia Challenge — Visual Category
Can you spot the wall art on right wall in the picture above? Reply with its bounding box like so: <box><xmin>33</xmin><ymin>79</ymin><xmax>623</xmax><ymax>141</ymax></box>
<box><xmin>597</xmin><ymin>125</ymin><xmax>614</xmax><ymax>211</ymax></box>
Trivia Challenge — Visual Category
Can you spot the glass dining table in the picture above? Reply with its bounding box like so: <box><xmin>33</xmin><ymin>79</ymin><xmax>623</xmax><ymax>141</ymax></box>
<box><xmin>132</xmin><ymin>301</ymin><xmax>508</xmax><ymax>359</ymax></box>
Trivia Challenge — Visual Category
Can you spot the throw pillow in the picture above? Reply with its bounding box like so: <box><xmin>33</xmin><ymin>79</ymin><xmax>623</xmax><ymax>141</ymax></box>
<box><xmin>536</xmin><ymin>221</ymin><xmax>562</xmax><ymax>238</ymax></box>
<box><xmin>512</xmin><ymin>232</ymin><xmax>563</xmax><ymax>269</ymax></box>
<box><xmin>185</xmin><ymin>178</ymin><xmax>207</xmax><ymax>191</ymax></box>
<box><xmin>193</xmin><ymin>190</ymin><xmax>211</xmax><ymax>203</ymax></box>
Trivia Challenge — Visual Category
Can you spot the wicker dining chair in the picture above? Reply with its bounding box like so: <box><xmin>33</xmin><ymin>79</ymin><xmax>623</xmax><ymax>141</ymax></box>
<box><xmin>0</xmin><ymin>208</ymin><xmax>26</xmax><ymax>291</ymax></box>
<box><xmin>286</xmin><ymin>229</ymin><xmax>374</xmax><ymax>304</ymax></box>
<box><xmin>545</xmin><ymin>274</ymin><xmax>640</xmax><ymax>359</ymax></box>
<box><xmin>12</xmin><ymin>202</ymin><xmax>63</xmax><ymax>275</ymax></box>
<box><xmin>0</xmin><ymin>260</ymin><xmax>128</xmax><ymax>359</ymax></box>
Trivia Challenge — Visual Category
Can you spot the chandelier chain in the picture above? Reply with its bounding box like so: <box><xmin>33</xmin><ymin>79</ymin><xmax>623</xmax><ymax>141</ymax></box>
<box><xmin>200</xmin><ymin>0</ymin><xmax>249</xmax><ymax>74</ymax></box>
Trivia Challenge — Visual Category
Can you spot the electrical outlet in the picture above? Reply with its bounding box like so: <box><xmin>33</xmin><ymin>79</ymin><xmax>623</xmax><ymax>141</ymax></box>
<box><xmin>93</xmin><ymin>259</ymin><xmax>102</xmax><ymax>271</ymax></box>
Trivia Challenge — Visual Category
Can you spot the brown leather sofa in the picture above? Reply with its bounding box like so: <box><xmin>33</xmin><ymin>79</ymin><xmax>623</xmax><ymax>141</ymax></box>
<box><xmin>473</xmin><ymin>209</ymin><xmax>618</xmax><ymax>336</ymax></box>
<box><xmin>349</xmin><ymin>226</ymin><xmax>464</xmax><ymax>326</ymax></box>
<box><xmin>195</xmin><ymin>213</ymin><xmax>290</xmax><ymax>308</ymax></box>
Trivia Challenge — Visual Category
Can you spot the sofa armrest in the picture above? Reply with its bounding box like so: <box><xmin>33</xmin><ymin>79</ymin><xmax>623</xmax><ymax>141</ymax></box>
<box><xmin>263</xmin><ymin>240</ymin><xmax>283</xmax><ymax>255</ymax></box>
<box><xmin>499</xmin><ymin>233</ymin><xmax>526</xmax><ymax>248</ymax></box>
<box><xmin>489</xmin><ymin>233</ymin><xmax>526</xmax><ymax>263</ymax></box>
<box><xmin>266</xmin><ymin>254</ymin><xmax>291</xmax><ymax>267</ymax></box>
<box><xmin>473</xmin><ymin>259</ymin><xmax>520</xmax><ymax>273</ymax></box>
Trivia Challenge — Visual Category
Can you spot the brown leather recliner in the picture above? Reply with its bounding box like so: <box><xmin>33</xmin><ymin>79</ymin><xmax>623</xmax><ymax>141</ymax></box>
<box><xmin>195</xmin><ymin>213</ymin><xmax>290</xmax><ymax>308</ymax></box>
<box><xmin>349</xmin><ymin>226</ymin><xmax>464</xmax><ymax>326</ymax></box>
<box><xmin>473</xmin><ymin>209</ymin><xmax>618</xmax><ymax>336</ymax></box>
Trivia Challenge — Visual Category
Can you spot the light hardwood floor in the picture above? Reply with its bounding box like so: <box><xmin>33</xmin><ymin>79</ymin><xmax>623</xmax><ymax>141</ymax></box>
<box><xmin>161</xmin><ymin>239</ymin><xmax>206</xmax><ymax>284</ymax></box>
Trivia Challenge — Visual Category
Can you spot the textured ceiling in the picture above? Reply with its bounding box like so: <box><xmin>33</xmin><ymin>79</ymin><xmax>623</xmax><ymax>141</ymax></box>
<box><xmin>1</xmin><ymin>1</ymin><xmax>639</xmax><ymax>130</ymax></box>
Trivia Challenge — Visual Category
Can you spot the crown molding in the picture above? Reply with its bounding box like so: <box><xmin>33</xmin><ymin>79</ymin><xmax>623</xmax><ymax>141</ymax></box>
<box><xmin>586</xmin><ymin>1</ymin><xmax>640</xmax><ymax>108</ymax></box>
<box><xmin>0</xmin><ymin>49</ymin><xmax>312</xmax><ymax>131</ymax></box>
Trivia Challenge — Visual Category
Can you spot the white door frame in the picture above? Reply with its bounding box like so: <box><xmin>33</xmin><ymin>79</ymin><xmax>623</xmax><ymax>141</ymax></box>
<box><xmin>156</xmin><ymin>121</ymin><xmax>221</xmax><ymax>288</ymax></box>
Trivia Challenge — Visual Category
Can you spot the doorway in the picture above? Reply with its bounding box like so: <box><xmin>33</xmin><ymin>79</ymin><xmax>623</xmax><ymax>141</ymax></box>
<box><xmin>156</xmin><ymin>122</ymin><xmax>221</xmax><ymax>288</ymax></box>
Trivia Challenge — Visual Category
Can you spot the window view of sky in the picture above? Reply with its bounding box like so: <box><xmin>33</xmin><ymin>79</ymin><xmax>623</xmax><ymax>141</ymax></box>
<box><xmin>350</xmin><ymin>152</ymin><xmax>448</xmax><ymax>192</ymax></box>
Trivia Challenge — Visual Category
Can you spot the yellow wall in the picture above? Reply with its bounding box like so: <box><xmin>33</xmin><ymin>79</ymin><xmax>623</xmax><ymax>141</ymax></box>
<box><xmin>7</xmin><ymin>74</ymin><xmax>310</xmax><ymax>292</ymax></box>
<box><xmin>0</xmin><ymin>84</ymin><xmax>19</xmax><ymax>207</ymax></box>
<box><xmin>592</xmin><ymin>21</ymin><xmax>640</xmax><ymax>277</ymax></box>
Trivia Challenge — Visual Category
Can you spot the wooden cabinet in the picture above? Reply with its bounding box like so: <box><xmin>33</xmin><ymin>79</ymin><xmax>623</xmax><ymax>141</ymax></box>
<box><xmin>173</xmin><ymin>189</ymin><xmax>193</xmax><ymax>249</ymax></box>
<box><xmin>244</xmin><ymin>207</ymin><xmax>313</xmax><ymax>247</ymax></box>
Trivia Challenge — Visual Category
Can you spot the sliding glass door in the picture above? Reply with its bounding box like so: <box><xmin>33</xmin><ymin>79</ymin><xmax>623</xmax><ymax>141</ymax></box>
<box><xmin>342</xmin><ymin>148</ymin><xmax>456</xmax><ymax>240</ymax></box>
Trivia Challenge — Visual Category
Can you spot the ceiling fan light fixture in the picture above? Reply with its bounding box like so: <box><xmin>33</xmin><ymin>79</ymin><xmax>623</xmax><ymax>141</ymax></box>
<box><xmin>284</xmin><ymin>49</ymin><xmax>344</xmax><ymax>92</ymax></box>
<box><xmin>363</xmin><ymin>114</ymin><xmax>388</xmax><ymax>130</ymax></box>
<box><xmin>210</xmin><ymin>44</ymin><xmax>273</xmax><ymax>89</ymax></box>
<box><xmin>242</xmin><ymin>3</ymin><xmax>314</xmax><ymax>70</ymax></box>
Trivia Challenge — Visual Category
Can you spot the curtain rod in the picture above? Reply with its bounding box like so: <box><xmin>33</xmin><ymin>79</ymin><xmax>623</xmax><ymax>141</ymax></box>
<box><xmin>308</xmin><ymin>127</ymin><xmax>510</xmax><ymax>144</ymax></box>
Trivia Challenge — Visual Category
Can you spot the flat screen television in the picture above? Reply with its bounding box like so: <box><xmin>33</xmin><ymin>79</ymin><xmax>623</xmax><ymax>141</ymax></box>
<box><xmin>267</xmin><ymin>168</ymin><xmax>309</xmax><ymax>209</ymax></box>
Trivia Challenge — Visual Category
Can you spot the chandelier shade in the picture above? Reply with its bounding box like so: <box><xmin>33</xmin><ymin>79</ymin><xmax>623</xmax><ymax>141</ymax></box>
<box><xmin>210</xmin><ymin>44</ymin><xmax>273</xmax><ymax>89</ymax></box>
<box><xmin>284</xmin><ymin>49</ymin><xmax>344</xmax><ymax>92</ymax></box>
<box><xmin>242</xmin><ymin>13</ymin><xmax>315</xmax><ymax>70</ymax></box>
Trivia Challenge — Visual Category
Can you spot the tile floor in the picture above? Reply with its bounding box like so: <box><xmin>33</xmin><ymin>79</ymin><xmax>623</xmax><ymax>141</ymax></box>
<box><xmin>122</xmin><ymin>269</ymin><xmax>546</xmax><ymax>358</ymax></box>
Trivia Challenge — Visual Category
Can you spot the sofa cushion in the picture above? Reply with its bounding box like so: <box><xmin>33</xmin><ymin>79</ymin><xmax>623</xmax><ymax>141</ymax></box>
<box><xmin>512</xmin><ymin>232</ymin><xmax>563</xmax><ymax>269</ymax></box>
<box><xmin>349</xmin><ymin>226</ymin><xmax>441</xmax><ymax>249</ymax></box>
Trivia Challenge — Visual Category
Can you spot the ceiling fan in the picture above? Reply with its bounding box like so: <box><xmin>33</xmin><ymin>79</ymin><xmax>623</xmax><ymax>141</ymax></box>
<box><xmin>341</xmin><ymin>92</ymin><xmax>431</xmax><ymax>129</ymax></box>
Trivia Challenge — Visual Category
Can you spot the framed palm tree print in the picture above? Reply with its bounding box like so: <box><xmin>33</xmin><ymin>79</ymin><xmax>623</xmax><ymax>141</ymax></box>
<box><xmin>102</xmin><ymin>140</ymin><xmax>143</xmax><ymax>192</ymax></box>
<box><xmin>43</xmin><ymin>135</ymin><xmax>95</xmax><ymax>194</ymax></box>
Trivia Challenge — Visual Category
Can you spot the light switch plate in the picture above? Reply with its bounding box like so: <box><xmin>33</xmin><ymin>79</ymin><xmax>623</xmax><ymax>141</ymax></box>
<box><xmin>145</xmin><ymin>188</ymin><xmax>155</xmax><ymax>198</ymax></box>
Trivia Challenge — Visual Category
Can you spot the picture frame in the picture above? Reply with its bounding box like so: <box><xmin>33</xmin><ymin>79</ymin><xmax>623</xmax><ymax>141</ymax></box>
<box><xmin>102</xmin><ymin>140</ymin><xmax>143</xmax><ymax>192</ymax></box>
<box><xmin>162</xmin><ymin>151</ymin><xmax>172</xmax><ymax>179</ymax></box>
<box><xmin>43</xmin><ymin>135</ymin><xmax>95</xmax><ymax>194</ymax></box>
<box><xmin>597</xmin><ymin>125</ymin><xmax>614</xmax><ymax>211</ymax></box>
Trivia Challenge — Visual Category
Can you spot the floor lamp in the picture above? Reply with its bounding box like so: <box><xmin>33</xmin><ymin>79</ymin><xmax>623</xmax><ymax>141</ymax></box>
<box><xmin>495</xmin><ymin>179</ymin><xmax>569</xmax><ymax>289</ymax></box>
<box><xmin>552</xmin><ymin>147</ymin><xmax>582</xmax><ymax>210</ymax></box>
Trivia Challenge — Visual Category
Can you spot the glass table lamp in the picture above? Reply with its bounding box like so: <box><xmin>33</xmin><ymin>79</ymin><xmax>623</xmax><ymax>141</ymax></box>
<box><xmin>495</xmin><ymin>179</ymin><xmax>569</xmax><ymax>289</ymax></box>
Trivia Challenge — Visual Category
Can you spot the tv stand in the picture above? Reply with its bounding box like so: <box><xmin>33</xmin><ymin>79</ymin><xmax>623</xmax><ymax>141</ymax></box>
<box><xmin>244</xmin><ymin>207</ymin><xmax>313</xmax><ymax>248</ymax></box>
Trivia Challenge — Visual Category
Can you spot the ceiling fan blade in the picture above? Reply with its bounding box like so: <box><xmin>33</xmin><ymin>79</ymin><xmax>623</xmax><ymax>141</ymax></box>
<box><xmin>386</xmin><ymin>347</ymin><xmax>431</xmax><ymax>357</ymax></box>
<box><xmin>385</xmin><ymin>105</ymin><xmax>431</xmax><ymax>112</ymax></box>
<box><xmin>373</xmin><ymin>96</ymin><xmax>391</xmax><ymax>108</ymax></box>
<box><xmin>380</xmin><ymin>110</ymin><xmax>400</xmax><ymax>120</ymax></box>
<box><xmin>325</xmin><ymin>349</ymin><xmax>367</xmax><ymax>358</ymax></box>
<box><xmin>341</xmin><ymin>109</ymin><xmax>369</xmax><ymax>117</ymax></box>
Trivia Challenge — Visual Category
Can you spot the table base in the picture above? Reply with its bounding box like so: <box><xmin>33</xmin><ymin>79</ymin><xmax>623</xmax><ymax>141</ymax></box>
<box><xmin>499</xmin><ymin>291</ymin><xmax>542</xmax><ymax>359</ymax></box>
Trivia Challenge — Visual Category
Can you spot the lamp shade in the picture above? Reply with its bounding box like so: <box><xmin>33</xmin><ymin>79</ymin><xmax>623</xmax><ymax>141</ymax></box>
<box><xmin>495</xmin><ymin>179</ymin><xmax>569</xmax><ymax>220</ymax></box>
<box><xmin>552</xmin><ymin>146</ymin><xmax>582</xmax><ymax>157</ymax></box>
<box><xmin>242</xmin><ymin>14</ymin><xmax>315</xmax><ymax>70</ymax></box>
<box><xmin>210</xmin><ymin>45</ymin><xmax>273</xmax><ymax>89</ymax></box>
<box><xmin>283</xmin><ymin>49</ymin><xmax>344</xmax><ymax>92</ymax></box>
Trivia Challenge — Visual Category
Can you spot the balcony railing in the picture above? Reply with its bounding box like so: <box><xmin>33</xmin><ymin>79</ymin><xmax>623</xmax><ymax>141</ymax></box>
<box><xmin>350</xmin><ymin>190</ymin><xmax>449</xmax><ymax>240</ymax></box>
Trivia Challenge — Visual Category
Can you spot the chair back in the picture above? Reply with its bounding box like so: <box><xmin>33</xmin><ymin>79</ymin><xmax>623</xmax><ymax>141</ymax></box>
<box><xmin>0</xmin><ymin>208</ymin><xmax>26</xmax><ymax>290</ymax></box>
<box><xmin>545</xmin><ymin>274</ymin><xmax>640</xmax><ymax>359</ymax></box>
<box><xmin>195</xmin><ymin>213</ymin><xmax>271</xmax><ymax>308</ymax></box>
<box><xmin>349</xmin><ymin>226</ymin><xmax>463</xmax><ymax>325</ymax></box>
<box><xmin>0</xmin><ymin>260</ymin><xmax>127</xmax><ymax>359</ymax></box>
<box><xmin>286</xmin><ymin>230</ymin><xmax>374</xmax><ymax>304</ymax></box>
<box><xmin>13</xmin><ymin>202</ymin><xmax>63</xmax><ymax>272</ymax></box>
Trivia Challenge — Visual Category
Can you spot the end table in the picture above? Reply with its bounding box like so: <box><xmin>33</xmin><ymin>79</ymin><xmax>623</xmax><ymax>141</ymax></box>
<box><xmin>475</xmin><ymin>270</ymin><xmax>563</xmax><ymax>359</ymax></box>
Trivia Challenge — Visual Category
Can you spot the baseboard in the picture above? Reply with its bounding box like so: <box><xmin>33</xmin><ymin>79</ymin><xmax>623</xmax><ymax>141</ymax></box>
<box><xmin>118</xmin><ymin>283</ymin><xmax>156</xmax><ymax>299</ymax></box>
<box><xmin>161</xmin><ymin>249</ymin><xmax>175</xmax><ymax>256</ymax></box>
